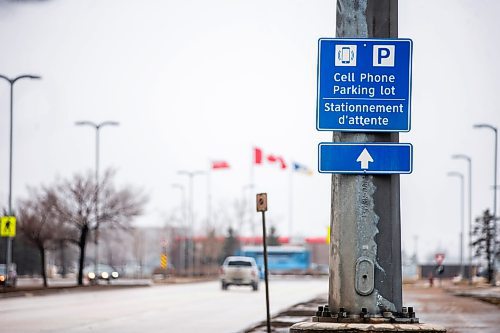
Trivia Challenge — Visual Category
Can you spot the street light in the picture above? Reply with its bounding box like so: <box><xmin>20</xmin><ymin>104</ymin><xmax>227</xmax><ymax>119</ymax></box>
<box><xmin>452</xmin><ymin>154</ymin><xmax>473</xmax><ymax>283</ymax></box>
<box><xmin>177</xmin><ymin>170</ymin><xmax>205</xmax><ymax>275</ymax></box>
<box><xmin>75</xmin><ymin>120</ymin><xmax>119</xmax><ymax>278</ymax></box>
<box><xmin>0</xmin><ymin>73</ymin><xmax>41</xmax><ymax>286</ymax></box>
<box><xmin>171</xmin><ymin>183</ymin><xmax>186</xmax><ymax>222</ymax></box>
<box><xmin>473</xmin><ymin>123</ymin><xmax>498</xmax><ymax>285</ymax></box>
<box><xmin>172</xmin><ymin>183</ymin><xmax>186</xmax><ymax>274</ymax></box>
<box><xmin>448</xmin><ymin>171</ymin><xmax>465</xmax><ymax>278</ymax></box>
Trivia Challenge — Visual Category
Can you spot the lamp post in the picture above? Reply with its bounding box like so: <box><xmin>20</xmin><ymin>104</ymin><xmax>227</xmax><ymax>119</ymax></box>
<box><xmin>448</xmin><ymin>171</ymin><xmax>465</xmax><ymax>278</ymax></box>
<box><xmin>172</xmin><ymin>183</ymin><xmax>186</xmax><ymax>274</ymax></box>
<box><xmin>452</xmin><ymin>154</ymin><xmax>473</xmax><ymax>283</ymax></box>
<box><xmin>75</xmin><ymin>121</ymin><xmax>119</xmax><ymax>279</ymax></box>
<box><xmin>177</xmin><ymin>170</ymin><xmax>205</xmax><ymax>275</ymax></box>
<box><xmin>0</xmin><ymin>74</ymin><xmax>41</xmax><ymax>285</ymax></box>
<box><xmin>474</xmin><ymin>123</ymin><xmax>498</xmax><ymax>285</ymax></box>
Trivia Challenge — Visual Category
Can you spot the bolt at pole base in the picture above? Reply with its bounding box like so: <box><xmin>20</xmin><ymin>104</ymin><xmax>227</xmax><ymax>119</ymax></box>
<box><xmin>290</xmin><ymin>321</ymin><xmax>446</xmax><ymax>333</ymax></box>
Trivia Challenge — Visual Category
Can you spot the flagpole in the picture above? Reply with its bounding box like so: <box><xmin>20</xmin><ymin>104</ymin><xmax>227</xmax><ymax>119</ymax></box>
<box><xmin>207</xmin><ymin>165</ymin><xmax>212</xmax><ymax>231</ymax></box>
<box><xmin>250</xmin><ymin>148</ymin><xmax>255</xmax><ymax>242</ymax></box>
<box><xmin>207</xmin><ymin>164</ymin><xmax>212</xmax><ymax>276</ymax></box>
<box><xmin>289</xmin><ymin>163</ymin><xmax>293</xmax><ymax>242</ymax></box>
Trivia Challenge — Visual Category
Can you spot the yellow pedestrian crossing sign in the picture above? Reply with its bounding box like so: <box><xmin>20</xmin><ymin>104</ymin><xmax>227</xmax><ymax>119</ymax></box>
<box><xmin>1</xmin><ymin>216</ymin><xmax>16</xmax><ymax>237</ymax></box>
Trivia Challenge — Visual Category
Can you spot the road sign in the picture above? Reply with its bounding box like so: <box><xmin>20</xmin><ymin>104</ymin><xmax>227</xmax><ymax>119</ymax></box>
<box><xmin>160</xmin><ymin>254</ymin><xmax>167</xmax><ymax>269</ymax></box>
<box><xmin>435</xmin><ymin>253</ymin><xmax>445</xmax><ymax>265</ymax></box>
<box><xmin>1</xmin><ymin>216</ymin><xmax>16</xmax><ymax>237</ymax></box>
<box><xmin>318</xmin><ymin>143</ymin><xmax>413</xmax><ymax>174</ymax></box>
<box><xmin>316</xmin><ymin>38</ymin><xmax>413</xmax><ymax>132</ymax></box>
<box><xmin>256</xmin><ymin>193</ymin><xmax>268</xmax><ymax>212</ymax></box>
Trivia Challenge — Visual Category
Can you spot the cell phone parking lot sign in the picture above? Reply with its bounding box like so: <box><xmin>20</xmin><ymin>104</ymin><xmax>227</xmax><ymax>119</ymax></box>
<box><xmin>317</xmin><ymin>38</ymin><xmax>412</xmax><ymax>132</ymax></box>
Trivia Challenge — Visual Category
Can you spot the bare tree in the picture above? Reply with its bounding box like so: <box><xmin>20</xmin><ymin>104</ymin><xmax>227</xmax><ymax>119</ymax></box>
<box><xmin>17</xmin><ymin>188</ymin><xmax>59</xmax><ymax>287</ymax></box>
<box><xmin>54</xmin><ymin>169</ymin><xmax>146</xmax><ymax>285</ymax></box>
<box><xmin>101</xmin><ymin>228</ymin><xmax>129</xmax><ymax>269</ymax></box>
<box><xmin>267</xmin><ymin>226</ymin><xmax>281</xmax><ymax>246</ymax></box>
<box><xmin>220</xmin><ymin>227</ymin><xmax>241</xmax><ymax>262</ymax></box>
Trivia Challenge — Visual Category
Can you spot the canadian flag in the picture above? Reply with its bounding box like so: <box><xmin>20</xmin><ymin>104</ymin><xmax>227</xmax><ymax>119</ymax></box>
<box><xmin>254</xmin><ymin>147</ymin><xmax>287</xmax><ymax>169</ymax></box>
<box><xmin>211</xmin><ymin>160</ymin><xmax>230</xmax><ymax>169</ymax></box>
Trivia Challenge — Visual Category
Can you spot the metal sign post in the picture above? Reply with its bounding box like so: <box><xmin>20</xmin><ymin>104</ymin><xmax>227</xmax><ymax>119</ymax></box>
<box><xmin>256</xmin><ymin>193</ymin><xmax>271</xmax><ymax>333</ymax></box>
<box><xmin>1</xmin><ymin>216</ymin><xmax>16</xmax><ymax>289</ymax></box>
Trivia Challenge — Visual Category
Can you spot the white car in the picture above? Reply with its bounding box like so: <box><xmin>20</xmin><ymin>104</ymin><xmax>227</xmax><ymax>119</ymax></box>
<box><xmin>220</xmin><ymin>256</ymin><xmax>259</xmax><ymax>291</ymax></box>
<box><xmin>83</xmin><ymin>264</ymin><xmax>119</xmax><ymax>284</ymax></box>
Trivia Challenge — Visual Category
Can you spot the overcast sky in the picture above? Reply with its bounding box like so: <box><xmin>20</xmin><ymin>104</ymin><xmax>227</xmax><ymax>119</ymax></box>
<box><xmin>0</xmin><ymin>0</ymin><xmax>499</xmax><ymax>263</ymax></box>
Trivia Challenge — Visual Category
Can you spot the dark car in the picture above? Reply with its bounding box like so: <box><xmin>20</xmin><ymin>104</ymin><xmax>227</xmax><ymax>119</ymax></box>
<box><xmin>0</xmin><ymin>263</ymin><xmax>17</xmax><ymax>287</ymax></box>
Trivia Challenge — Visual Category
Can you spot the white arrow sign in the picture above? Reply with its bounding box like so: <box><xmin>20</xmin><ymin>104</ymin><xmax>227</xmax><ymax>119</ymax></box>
<box><xmin>356</xmin><ymin>148</ymin><xmax>374</xmax><ymax>169</ymax></box>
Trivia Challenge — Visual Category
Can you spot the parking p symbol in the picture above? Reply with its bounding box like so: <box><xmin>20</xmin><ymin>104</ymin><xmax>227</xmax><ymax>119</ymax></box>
<box><xmin>373</xmin><ymin>45</ymin><xmax>395</xmax><ymax>67</ymax></box>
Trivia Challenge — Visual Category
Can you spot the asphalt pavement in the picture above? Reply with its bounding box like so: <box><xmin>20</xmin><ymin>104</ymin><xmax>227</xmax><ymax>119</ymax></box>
<box><xmin>0</xmin><ymin>276</ymin><xmax>328</xmax><ymax>333</ymax></box>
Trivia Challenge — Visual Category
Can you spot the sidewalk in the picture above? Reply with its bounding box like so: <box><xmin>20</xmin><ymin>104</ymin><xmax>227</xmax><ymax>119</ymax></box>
<box><xmin>242</xmin><ymin>295</ymin><xmax>327</xmax><ymax>333</ymax></box>
<box><xmin>0</xmin><ymin>277</ymin><xmax>152</xmax><ymax>299</ymax></box>
<box><xmin>242</xmin><ymin>281</ymin><xmax>500</xmax><ymax>333</ymax></box>
<box><xmin>444</xmin><ymin>283</ymin><xmax>500</xmax><ymax>306</ymax></box>
<box><xmin>0</xmin><ymin>275</ymin><xmax>215</xmax><ymax>299</ymax></box>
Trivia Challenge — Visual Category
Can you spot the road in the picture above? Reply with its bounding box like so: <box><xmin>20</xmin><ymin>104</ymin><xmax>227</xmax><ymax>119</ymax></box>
<box><xmin>0</xmin><ymin>276</ymin><xmax>328</xmax><ymax>333</ymax></box>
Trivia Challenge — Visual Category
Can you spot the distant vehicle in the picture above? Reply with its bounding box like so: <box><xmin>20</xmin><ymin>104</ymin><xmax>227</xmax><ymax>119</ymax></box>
<box><xmin>0</xmin><ymin>263</ymin><xmax>17</xmax><ymax>287</ymax></box>
<box><xmin>220</xmin><ymin>256</ymin><xmax>259</xmax><ymax>291</ymax></box>
<box><xmin>237</xmin><ymin>245</ymin><xmax>311</xmax><ymax>276</ymax></box>
<box><xmin>83</xmin><ymin>264</ymin><xmax>119</xmax><ymax>284</ymax></box>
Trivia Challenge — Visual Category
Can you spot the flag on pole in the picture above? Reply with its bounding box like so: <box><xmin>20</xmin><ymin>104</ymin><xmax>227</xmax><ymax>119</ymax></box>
<box><xmin>254</xmin><ymin>147</ymin><xmax>263</xmax><ymax>164</ymax></box>
<box><xmin>211</xmin><ymin>160</ymin><xmax>230</xmax><ymax>169</ymax></box>
<box><xmin>267</xmin><ymin>154</ymin><xmax>287</xmax><ymax>169</ymax></box>
<box><xmin>292</xmin><ymin>161</ymin><xmax>313</xmax><ymax>175</ymax></box>
<box><xmin>254</xmin><ymin>147</ymin><xmax>287</xmax><ymax>169</ymax></box>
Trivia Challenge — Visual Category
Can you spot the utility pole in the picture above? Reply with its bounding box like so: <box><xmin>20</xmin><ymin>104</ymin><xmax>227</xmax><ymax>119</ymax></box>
<box><xmin>452</xmin><ymin>154</ymin><xmax>473</xmax><ymax>283</ymax></box>
<box><xmin>0</xmin><ymin>74</ymin><xmax>40</xmax><ymax>287</ymax></box>
<box><xmin>291</xmin><ymin>1</ymin><xmax>445</xmax><ymax>331</ymax></box>
<box><xmin>473</xmin><ymin>124</ymin><xmax>498</xmax><ymax>285</ymax></box>
<box><xmin>448</xmin><ymin>171</ymin><xmax>465</xmax><ymax>278</ymax></box>
<box><xmin>328</xmin><ymin>0</ymin><xmax>402</xmax><ymax>315</ymax></box>
<box><xmin>75</xmin><ymin>120</ymin><xmax>119</xmax><ymax>279</ymax></box>
<box><xmin>178</xmin><ymin>170</ymin><xmax>205</xmax><ymax>276</ymax></box>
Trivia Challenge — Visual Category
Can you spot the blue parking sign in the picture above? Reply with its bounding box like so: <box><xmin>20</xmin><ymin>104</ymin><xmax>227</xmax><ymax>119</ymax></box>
<box><xmin>316</xmin><ymin>38</ymin><xmax>413</xmax><ymax>132</ymax></box>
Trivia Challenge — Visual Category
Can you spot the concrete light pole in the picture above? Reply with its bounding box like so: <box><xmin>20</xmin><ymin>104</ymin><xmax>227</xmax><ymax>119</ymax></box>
<box><xmin>177</xmin><ymin>170</ymin><xmax>205</xmax><ymax>275</ymax></box>
<box><xmin>452</xmin><ymin>154</ymin><xmax>473</xmax><ymax>283</ymax></box>
<box><xmin>0</xmin><ymin>73</ymin><xmax>41</xmax><ymax>284</ymax></box>
<box><xmin>448</xmin><ymin>171</ymin><xmax>465</xmax><ymax>278</ymax></box>
<box><xmin>473</xmin><ymin>123</ymin><xmax>498</xmax><ymax>285</ymax></box>
<box><xmin>75</xmin><ymin>120</ymin><xmax>119</xmax><ymax>278</ymax></box>
<box><xmin>172</xmin><ymin>183</ymin><xmax>186</xmax><ymax>274</ymax></box>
